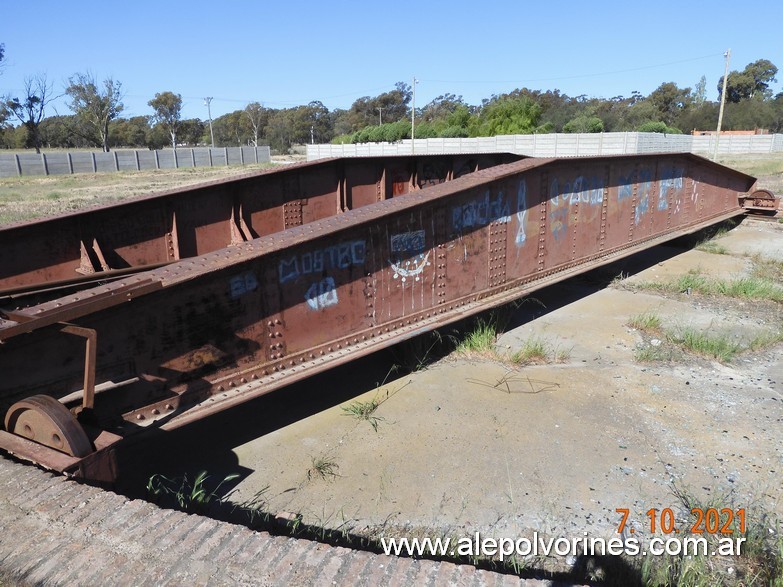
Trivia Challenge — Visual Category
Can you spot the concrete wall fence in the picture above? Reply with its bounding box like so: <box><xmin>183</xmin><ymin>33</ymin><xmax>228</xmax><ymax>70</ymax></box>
<box><xmin>307</xmin><ymin>132</ymin><xmax>783</xmax><ymax>161</ymax></box>
<box><xmin>0</xmin><ymin>146</ymin><xmax>272</xmax><ymax>178</ymax></box>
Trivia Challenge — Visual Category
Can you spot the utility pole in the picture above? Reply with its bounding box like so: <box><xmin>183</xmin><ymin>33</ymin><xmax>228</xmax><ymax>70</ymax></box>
<box><xmin>204</xmin><ymin>97</ymin><xmax>215</xmax><ymax>149</ymax></box>
<box><xmin>714</xmin><ymin>49</ymin><xmax>731</xmax><ymax>160</ymax></box>
<box><xmin>377</xmin><ymin>106</ymin><xmax>383</xmax><ymax>125</ymax></box>
<box><xmin>411</xmin><ymin>77</ymin><xmax>419</xmax><ymax>154</ymax></box>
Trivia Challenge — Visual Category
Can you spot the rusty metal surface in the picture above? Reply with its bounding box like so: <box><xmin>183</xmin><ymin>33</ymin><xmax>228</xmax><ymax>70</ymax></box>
<box><xmin>739</xmin><ymin>188</ymin><xmax>780</xmax><ymax>214</ymax></box>
<box><xmin>0</xmin><ymin>153</ymin><xmax>756</xmax><ymax>481</ymax></box>
<box><xmin>0</xmin><ymin>153</ymin><xmax>520</xmax><ymax>297</ymax></box>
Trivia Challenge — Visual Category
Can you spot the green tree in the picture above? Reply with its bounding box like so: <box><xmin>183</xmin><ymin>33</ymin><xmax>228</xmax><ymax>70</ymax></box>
<box><xmin>563</xmin><ymin>115</ymin><xmax>604</xmax><ymax>133</ymax></box>
<box><xmin>719</xmin><ymin>59</ymin><xmax>778</xmax><ymax>102</ymax></box>
<box><xmin>4</xmin><ymin>74</ymin><xmax>53</xmax><ymax>153</ymax></box>
<box><xmin>648</xmin><ymin>82</ymin><xmax>691</xmax><ymax>126</ymax></box>
<box><xmin>244</xmin><ymin>102</ymin><xmax>269</xmax><ymax>147</ymax></box>
<box><xmin>289</xmin><ymin>101</ymin><xmax>331</xmax><ymax>144</ymax></box>
<box><xmin>213</xmin><ymin>110</ymin><xmax>246</xmax><ymax>146</ymax></box>
<box><xmin>693</xmin><ymin>75</ymin><xmax>707</xmax><ymax>106</ymax></box>
<box><xmin>265</xmin><ymin>108</ymin><xmax>293</xmax><ymax>152</ymax></box>
<box><xmin>65</xmin><ymin>72</ymin><xmax>124</xmax><ymax>152</ymax></box>
<box><xmin>110</xmin><ymin>116</ymin><xmax>150</xmax><ymax>148</ymax></box>
<box><xmin>420</xmin><ymin>94</ymin><xmax>468</xmax><ymax>123</ymax></box>
<box><xmin>148</xmin><ymin>91</ymin><xmax>183</xmax><ymax>149</ymax></box>
<box><xmin>39</xmin><ymin>115</ymin><xmax>91</xmax><ymax>148</ymax></box>
<box><xmin>470</xmin><ymin>95</ymin><xmax>544</xmax><ymax>136</ymax></box>
<box><xmin>178</xmin><ymin>119</ymin><xmax>206</xmax><ymax>146</ymax></box>
<box><xmin>638</xmin><ymin>121</ymin><xmax>681</xmax><ymax>134</ymax></box>
<box><xmin>346</xmin><ymin>82</ymin><xmax>412</xmax><ymax>131</ymax></box>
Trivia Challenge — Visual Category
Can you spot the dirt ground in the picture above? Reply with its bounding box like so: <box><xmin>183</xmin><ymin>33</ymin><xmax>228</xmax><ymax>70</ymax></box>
<box><xmin>163</xmin><ymin>217</ymin><xmax>776</xmax><ymax>560</ymax></box>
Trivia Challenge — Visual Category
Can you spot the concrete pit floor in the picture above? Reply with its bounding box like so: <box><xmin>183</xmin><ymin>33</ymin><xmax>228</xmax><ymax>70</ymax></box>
<box><xmin>126</xmin><ymin>217</ymin><xmax>782</xmax><ymax>567</ymax></box>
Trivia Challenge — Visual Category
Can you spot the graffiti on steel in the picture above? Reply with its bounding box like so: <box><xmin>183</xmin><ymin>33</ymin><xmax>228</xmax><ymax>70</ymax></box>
<box><xmin>548</xmin><ymin>175</ymin><xmax>605</xmax><ymax>240</ymax></box>
<box><xmin>279</xmin><ymin>240</ymin><xmax>366</xmax><ymax>284</ymax></box>
<box><xmin>451</xmin><ymin>189</ymin><xmax>511</xmax><ymax>232</ymax></box>
<box><xmin>229</xmin><ymin>271</ymin><xmax>259</xmax><ymax>298</ymax></box>
<box><xmin>635</xmin><ymin>168</ymin><xmax>653</xmax><ymax>225</ymax></box>
<box><xmin>305</xmin><ymin>277</ymin><xmax>339</xmax><ymax>310</ymax></box>
<box><xmin>515</xmin><ymin>180</ymin><xmax>528</xmax><ymax>246</ymax></box>
<box><xmin>390</xmin><ymin>230</ymin><xmax>430</xmax><ymax>283</ymax></box>
<box><xmin>658</xmin><ymin>166</ymin><xmax>684</xmax><ymax>211</ymax></box>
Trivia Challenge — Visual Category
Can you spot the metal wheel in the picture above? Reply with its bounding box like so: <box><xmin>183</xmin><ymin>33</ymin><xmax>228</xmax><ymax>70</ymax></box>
<box><xmin>4</xmin><ymin>395</ymin><xmax>93</xmax><ymax>458</ymax></box>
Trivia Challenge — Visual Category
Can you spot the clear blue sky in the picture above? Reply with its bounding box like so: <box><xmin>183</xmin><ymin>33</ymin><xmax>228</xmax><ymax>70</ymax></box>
<box><xmin>2</xmin><ymin>0</ymin><xmax>782</xmax><ymax>121</ymax></box>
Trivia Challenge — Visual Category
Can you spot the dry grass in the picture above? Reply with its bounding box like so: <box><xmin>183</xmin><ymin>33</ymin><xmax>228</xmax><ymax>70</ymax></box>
<box><xmin>0</xmin><ymin>163</ymin><xmax>273</xmax><ymax>225</ymax></box>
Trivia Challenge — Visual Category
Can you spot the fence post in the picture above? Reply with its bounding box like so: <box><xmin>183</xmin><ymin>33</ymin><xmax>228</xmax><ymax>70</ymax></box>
<box><xmin>240</xmin><ymin>147</ymin><xmax>245</xmax><ymax>166</ymax></box>
<box><xmin>91</xmin><ymin>152</ymin><xmax>97</xmax><ymax>173</ymax></box>
<box><xmin>41</xmin><ymin>153</ymin><xmax>49</xmax><ymax>175</ymax></box>
<box><xmin>67</xmin><ymin>152</ymin><xmax>74</xmax><ymax>174</ymax></box>
<box><xmin>15</xmin><ymin>154</ymin><xmax>22</xmax><ymax>176</ymax></box>
<box><xmin>224</xmin><ymin>147</ymin><xmax>229</xmax><ymax>166</ymax></box>
<box><xmin>254</xmin><ymin>146</ymin><xmax>258</xmax><ymax>164</ymax></box>
<box><xmin>134</xmin><ymin>150</ymin><xmax>140</xmax><ymax>171</ymax></box>
<box><xmin>191</xmin><ymin>148</ymin><xmax>196</xmax><ymax>167</ymax></box>
<box><xmin>173</xmin><ymin>149</ymin><xmax>179</xmax><ymax>168</ymax></box>
<box><xmin>208</xmin><ymin>148</ymin><xmax>213</xmax><ymax>167</ymax></box>
<box><xmin>154</xmin><ymin>150</ymin><xmax>160</xmax><ymax>170</ymax></box>
<box><xmin>113</xmin><ymin>151</ymin><xmax>119</xmax><ymax>171</ymax></box>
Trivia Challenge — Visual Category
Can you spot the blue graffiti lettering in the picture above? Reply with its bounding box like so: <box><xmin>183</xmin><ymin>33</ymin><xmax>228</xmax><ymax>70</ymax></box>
<box><xmin>452</xmin><ymin>190</ymin><xmax>511</xmax><ymax>232</ymax></box>
<box><xmin>279</xmin><ymin>240</ymin><xmax>366</xmax><ymax>283</ymax></box>
<box><xmin>658</xmin><ymin>166</ymin><xmax>684</xmax><ymax>211</ymax></box>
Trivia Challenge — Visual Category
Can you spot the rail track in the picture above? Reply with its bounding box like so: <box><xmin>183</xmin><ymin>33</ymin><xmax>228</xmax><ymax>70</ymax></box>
<box><xmin>0</xmin><ymin>152</ymin><xmax>768</xmax><ymax>484</ymax></box>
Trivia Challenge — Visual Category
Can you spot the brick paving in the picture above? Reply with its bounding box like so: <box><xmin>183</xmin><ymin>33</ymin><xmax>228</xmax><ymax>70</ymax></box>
<box><xmin>0</xmin><ymin>456</ymin><xmax>564</xmax><ymax>586</ymax></box>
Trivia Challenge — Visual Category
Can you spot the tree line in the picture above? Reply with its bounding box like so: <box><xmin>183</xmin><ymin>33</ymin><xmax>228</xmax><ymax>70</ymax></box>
<box><xmin>1</xmin><ymin>41</ymin><xmax>781</xmax><ymax>154</ymax></box>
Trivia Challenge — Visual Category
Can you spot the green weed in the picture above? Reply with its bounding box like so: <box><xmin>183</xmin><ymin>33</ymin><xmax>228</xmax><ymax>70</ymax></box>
<box><xmin>455</xmin><ymin>317</ymin><xmax>499</xmax><ymax>355</ymax></box>
<box><xmin>307</xmin><ymin>456</ymin><xmax>339</xmax><ymax>482</ymax></box>
<box><xmin>628</xmin><ymin>311</ymin><xmax>663</xmax><ymax>332</ymax></box>
<box><xmin>669</xmin><ymin>328</ymin><xmax>742</xmax><ymax>362</ymax></box>
<box><xmin>636</xmin><ymin>269</ymin><xmax>783</xmax><ymax>302</ymax></box>
<box><xmin>341</xmin><ymin>397</ymin><xmax>384</xmax><ymax>432</ymax></box>
<box><xmin>146</xmin><ymin>470</ymin><xmax>240</xmax><ymax>514</ymax></box>
<box><xmin>510</xmin><ymin>337</ymin><xmax>549</xmax><ymax>364</ymax></box>
<box><xmin>641</xmin><ymin>483</ymin><xmax>783</xmax><ymax>586</ymax></box>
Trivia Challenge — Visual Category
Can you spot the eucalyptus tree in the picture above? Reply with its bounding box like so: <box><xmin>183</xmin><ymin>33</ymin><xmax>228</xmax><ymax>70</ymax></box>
<box><xmin>4</xmin><ymin>74</ymin><xmax>53</xmax><ymax>153</ymax></box>
<box><xmin>65</xmin><ymin>72</ymin><xmax>124</xmax><ymax>152</ymax></box>
<box><xmin>148</xmin><ymin>91</ymin><xmax>183</xmax><ymax>149</ymax></box>
<box><xmin>244</xmin><ymin>102</ymin><xmax>269</xmax><ymax>147</ymax></box>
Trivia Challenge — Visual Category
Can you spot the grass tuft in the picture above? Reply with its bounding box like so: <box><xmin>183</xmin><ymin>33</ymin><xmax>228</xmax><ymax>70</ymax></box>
<box><xmin>341</xmin><ymin>398</ymin><xmax>384</xmax><ymax>432</ymax></box>
<box><xmin>668</xmin><ymin>328</ymin><xmax>742</xmax><ymax>362</ymax></box>
<box><xmin>307</xmin><ymin>456</ymin><xmax>339</xmax><ymax>482</ymax></box>
<box><xmin>510</xmin><ymin>337</ymin><xmax>549</xmax><ymax>364</ymax></box>
<box><xmin>455</xmin><ymin>318</ymin><xmax>499</xmax><ymax>355</ymax></box>
<box><xmin>636</xmin><ymin>268</ymin><xmax>783</xmax><ymax>302</ymax></box>
<box><xmin>628</xmin><ymin>311</ymin><xmax>662</xmax><ymax>332</ymax></box>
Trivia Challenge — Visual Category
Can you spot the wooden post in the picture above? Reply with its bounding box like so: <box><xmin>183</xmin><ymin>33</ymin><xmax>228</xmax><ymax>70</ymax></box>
<box><xmin>154</xmin><ymin>150</ymin><xmax>160</xmax><ymax>169</ymax></box>
<box><xmin>190</xmin><ymin>148</ymin><xmax>196</xmax><ymax>168</ymax></box>
<box><xmin>113</xmin><ymin>151</ymin><xmax>119</xmax><ymax>171</ymax></box>
<box><xmin>173</xmin><ymin>149</ymin><xmax>179</xmax><ymax>168</ymax></box>
<box><xmin>224</xmin><ymin>147</ymin><xmax>229</xmax><ymax>166</ymax></box>
<box><xmin>41</xmin><ymin>153</ymin><xmax>48</xmax><ymax>175</ymax></box>
<box><xmin>91</xmin><ymin>152</ymin><xmax>97</xmax><ymax>173</ymax></box>
<box><xmin>208</xmin><ymin>148</ymin><xmax>213</xmax><ymax>167</ymax></box>
<box><xmin>134</xmin><ymin>150</ymin><xmax>140</xmax><ymax>171</ymax></box>
<box><xmin>67</xmin><ymin>152</ymin><xmax>74</xmax><ymax>174</ymax></box>
<box><xmin>15</xmin><ymin>154</ymin><xmax>22</xmax><ymax>176</ymax></box>
<box><xmin>240</xmin><ymin>147</ymin><xmax>245</xmax><ymax>166</ymax></box>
